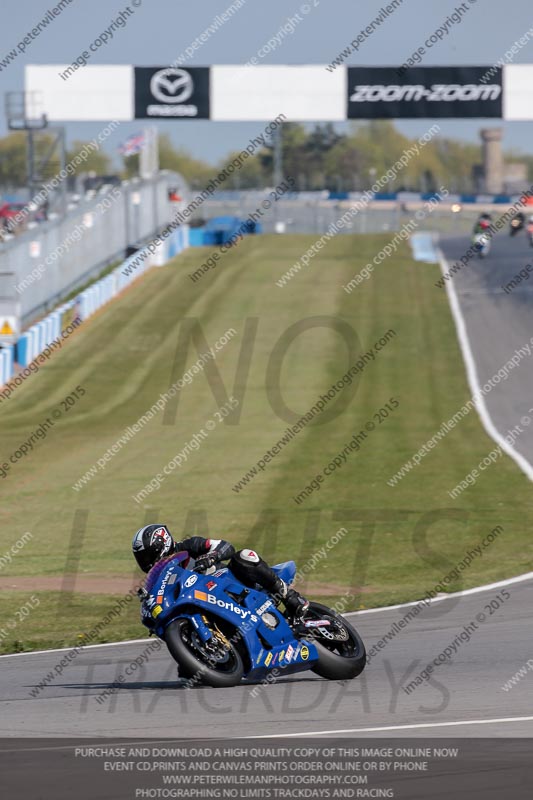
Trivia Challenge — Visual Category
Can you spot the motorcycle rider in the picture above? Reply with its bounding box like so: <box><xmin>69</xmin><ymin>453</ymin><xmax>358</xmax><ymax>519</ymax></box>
<box><xmin>510</xmin><ymin>210</ymin><xmax>526</xmax><ymax>234</ymax></box>
<box><xmin>132</xmin><ymin>524</ymin><xmax>309</xmax><ymax>628</ymax></box>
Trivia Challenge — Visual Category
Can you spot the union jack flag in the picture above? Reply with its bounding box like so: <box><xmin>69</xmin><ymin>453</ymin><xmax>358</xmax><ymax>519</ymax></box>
<box><xmin>118</xmin><ymin>132</ymin><xmax>145</xmax><ymax>157</ymax></box>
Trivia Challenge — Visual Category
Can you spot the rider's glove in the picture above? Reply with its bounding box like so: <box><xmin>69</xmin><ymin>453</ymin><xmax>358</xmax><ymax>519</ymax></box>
<box><xmin>195</xmin><ymin>553</ymin><xmax>219</xmax><ymax>572</ymax></box>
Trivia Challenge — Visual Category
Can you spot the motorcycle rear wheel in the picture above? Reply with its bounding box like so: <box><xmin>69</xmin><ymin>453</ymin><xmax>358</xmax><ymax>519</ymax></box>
<box><xmin>165</xmin><ymin>617</ymin><xmax>244</xmax><ymax>687</ymax></box>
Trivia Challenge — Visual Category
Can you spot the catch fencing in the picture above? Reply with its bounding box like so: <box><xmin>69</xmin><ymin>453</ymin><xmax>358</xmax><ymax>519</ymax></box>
<box><xmin>14</xmin><ymin>225</ymin><xmax>189</xmax><ymax>368</ymax></box>
<box><xmin>0</xmin><ymin>172</ymin><xmax>185</xmax><ymax>329</ymax></box>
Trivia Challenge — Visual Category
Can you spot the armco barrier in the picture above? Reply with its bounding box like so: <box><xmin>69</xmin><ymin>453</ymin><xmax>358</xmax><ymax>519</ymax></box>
<box><xmin>13</xmin><ymin>226</ymin><xmax>189</xmax><ymax>370</ymax></box>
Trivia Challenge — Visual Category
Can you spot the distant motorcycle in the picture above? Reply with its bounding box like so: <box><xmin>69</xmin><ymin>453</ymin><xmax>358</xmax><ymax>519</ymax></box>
<box><xmin>527</xmin><ymin>223</ymin><xmax>533</xmax><ymax>247</ymax></box>
<box><xmin>473</xmin><ymin>232</ymin><xmax>491</xmax><ymax>258</ymax></box>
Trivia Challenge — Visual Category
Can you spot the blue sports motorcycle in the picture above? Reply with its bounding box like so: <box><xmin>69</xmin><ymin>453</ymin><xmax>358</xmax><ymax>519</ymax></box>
<box><xmin>139</xmin><ymin>551</ymin><xmax>366</xmax><ymax>687</ymax></box>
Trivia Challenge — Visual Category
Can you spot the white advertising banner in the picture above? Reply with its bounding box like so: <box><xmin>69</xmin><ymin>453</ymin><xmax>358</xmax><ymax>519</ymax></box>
<box><xmin>25</xmin><ymin>65</ymin><xmax>134</xmax><ymax>121</ymax></box>
<box><xmin>503</xmin><ymin>64</ymin><xmax>533</xmax><ymax>120</ymax></box>
<box><xmin>211</xmin><ymin>65</ymin><xmax>346</xmax><ymax>121</ymax></box>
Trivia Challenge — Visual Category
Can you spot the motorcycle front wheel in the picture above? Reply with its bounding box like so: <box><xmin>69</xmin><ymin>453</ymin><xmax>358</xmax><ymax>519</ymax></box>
<box><xmin>304</xmin><ymin>602</ymin><xmax>366</xmax><ymax>680</ymax></box>
<box><xmin>165</xmin><ymin>617</ymin><xmax>244</xmax><ymax>687</ymax></box>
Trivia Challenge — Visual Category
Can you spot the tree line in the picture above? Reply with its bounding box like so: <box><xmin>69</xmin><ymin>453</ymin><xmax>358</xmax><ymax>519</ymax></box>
<box><xmin>0</xmin><ymin>121</ymin><xmax>529</xmax><ymax>194</ymax></box>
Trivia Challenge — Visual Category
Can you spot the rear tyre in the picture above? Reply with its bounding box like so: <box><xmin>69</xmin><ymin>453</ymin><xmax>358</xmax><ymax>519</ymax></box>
<box><xmin>165</xmin><ymin>617</ymin><xmax>244</xmax><ymax>688</ymax></box>
<box><xmin>304</xmin><ymin>602</ymin><xmax>366</xmax><ymax>680</ymax></box>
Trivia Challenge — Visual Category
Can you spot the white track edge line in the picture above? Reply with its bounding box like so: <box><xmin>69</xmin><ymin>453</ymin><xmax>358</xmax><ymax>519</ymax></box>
<box><xmin>438</xmin><ymin>246</ymin><xmax>533</xmax><ymax>481</ymax></box>
<box><xmin>346</xmin><ymin>569</ymin><xmax>533</xmax><ymax>615</ymax></box>
<box><xmin>248</xmin><ymin>715</ymin><xmax>533</xmax><ymax>737</ymax></box>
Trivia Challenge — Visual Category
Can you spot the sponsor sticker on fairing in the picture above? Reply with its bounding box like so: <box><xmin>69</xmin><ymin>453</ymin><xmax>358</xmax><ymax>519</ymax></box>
<box><xmin>264</xmin><ymin>652</ymin><xmax>273</xmax><ymax>667</ymax></box>
<box><xmin>284</xmin><ymin>645</ymin><xmax>295</xmax><ymax>664</ymax></box>
<box><xmin>213</xmin><ymin>568</ymin><xmax>228</xmax><ymax>577</ymax></box>
<box><xmin>206</xmin><ymin>581</ymin><xmax>217</xmax><ymax>590</ymax></box>
<box><xmin>156</xmin><ymin>567</ymin><xmax>174</xmax><ymax>603</ymax></box>
<box><xmin>193</xmin><ymin>590</ymin><xmax>254</xmax><ymax>620</ymax></box>
<box><xmin>184</xmin><ymin>574</ymin><xmax>198</xmax><ymax>588</ymax></box>
<box><xmin>256</xmin><ymin>599</ymin><xmax>273</xmax><ymax>615</ymax></box>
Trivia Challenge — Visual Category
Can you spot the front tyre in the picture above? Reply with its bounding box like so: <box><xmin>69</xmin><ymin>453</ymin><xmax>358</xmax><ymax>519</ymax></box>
<box><xmin>165</xmin><ymin>618</ymin><xmax>244</xmax><ymax>688</ymax></box>
<box><xmin>305</xmin><ymin>602</ymin><xmax>366</xmax><ymax>680</ymax></box>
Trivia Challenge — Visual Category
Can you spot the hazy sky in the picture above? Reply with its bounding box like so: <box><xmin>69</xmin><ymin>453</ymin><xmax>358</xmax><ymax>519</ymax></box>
<box><xmin>2</xmin><ymin>0</ymin><xmax>533</xmax><ymax>166</ymax></box>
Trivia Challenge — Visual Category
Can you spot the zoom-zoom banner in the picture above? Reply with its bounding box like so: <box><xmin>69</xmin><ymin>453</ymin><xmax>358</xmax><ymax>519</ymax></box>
<box><xmin>347</xmin><ymin>66</ymin><xmax>502</xmax><ymax>118</ymax></box>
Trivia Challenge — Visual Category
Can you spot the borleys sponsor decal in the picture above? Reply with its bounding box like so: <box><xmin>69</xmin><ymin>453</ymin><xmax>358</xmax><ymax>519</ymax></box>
<box><xmin>193</xmin><ymin>590</ymin><xmax>254</xmax><ymax>619</ymax></box>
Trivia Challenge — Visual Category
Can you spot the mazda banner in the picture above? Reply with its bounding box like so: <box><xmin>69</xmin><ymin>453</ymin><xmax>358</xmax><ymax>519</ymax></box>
<box><xmin>134</xmin><ymin>67</ymin><xmax>210</xmax><ymax>119</ymax></box>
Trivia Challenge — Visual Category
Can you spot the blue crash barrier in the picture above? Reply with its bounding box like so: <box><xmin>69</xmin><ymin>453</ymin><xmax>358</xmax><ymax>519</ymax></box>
<box><xmin>190</xmin><ymin>215</ymin><xmax>261</xmax><ymax>247</ymax></box>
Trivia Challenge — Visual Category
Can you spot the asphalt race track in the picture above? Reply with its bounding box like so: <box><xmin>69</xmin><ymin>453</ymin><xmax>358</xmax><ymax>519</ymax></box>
<box><xmin>2</xmin><ymin>574</ymin><xmax>533</xmax><ymax>739</ymax></box>
<box><xmin>439</xmin><ymin>228</ymin><xmax>533</xmax><ymax>466</ymax></box>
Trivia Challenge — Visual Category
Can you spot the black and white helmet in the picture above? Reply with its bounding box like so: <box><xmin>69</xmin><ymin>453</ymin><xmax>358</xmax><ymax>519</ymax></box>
<box><xmin>132</xmin><ymin>524</ymin><xmax>175</xmax><ymax>573</ymax></box>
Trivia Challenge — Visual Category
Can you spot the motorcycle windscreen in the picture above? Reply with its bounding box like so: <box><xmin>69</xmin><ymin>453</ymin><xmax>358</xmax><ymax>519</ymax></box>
<box><xmin>145</xmin><ymin>551</ymin><xmax>189</xmax><ymax>592</ymax></box>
